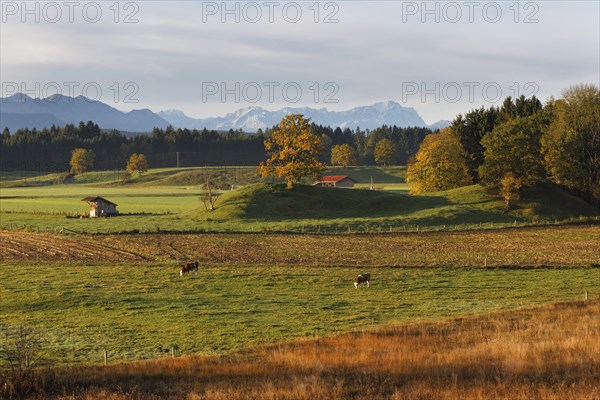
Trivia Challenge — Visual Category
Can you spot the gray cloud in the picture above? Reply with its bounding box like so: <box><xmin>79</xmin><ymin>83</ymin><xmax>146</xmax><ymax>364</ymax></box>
<box><xmin>1</xmin><ymin>0</ymin><xmax>598</xmax><ymax>124</ymax></box>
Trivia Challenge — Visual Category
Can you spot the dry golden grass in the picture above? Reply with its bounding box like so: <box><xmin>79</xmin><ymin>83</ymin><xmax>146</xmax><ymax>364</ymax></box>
<box><xmin>29</xmin><ymin>299</ymin><xmax>599</xmax><ymax>400</ymax></box>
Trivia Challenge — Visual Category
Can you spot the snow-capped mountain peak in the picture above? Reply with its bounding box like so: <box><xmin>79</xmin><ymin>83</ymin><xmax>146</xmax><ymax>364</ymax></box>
<box><xmin>159</xmin><ymin>101</ymin><xmax>434</xmax><ymax>132</ymax></box>
<box><xmin>1</xmin><ymin>93</ymin><xmax>451</xmax><ymax>133</ymax></box>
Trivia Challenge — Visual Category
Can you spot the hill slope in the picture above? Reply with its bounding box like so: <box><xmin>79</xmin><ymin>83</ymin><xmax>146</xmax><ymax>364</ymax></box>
<box><xmin>191</xmin><ymin>183</ymin><xmax>599</xmax><ymax>225</ymax></box>
<box><xmin>197</xmin><ymin>183</ymin><xmax>430</xmax><ymax>220</ymax></box>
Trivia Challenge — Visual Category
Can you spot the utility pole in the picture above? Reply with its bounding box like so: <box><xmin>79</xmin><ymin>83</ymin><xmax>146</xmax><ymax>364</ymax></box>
<box><xmin>176</xmin><ymin>152</ymin><xmax>180</xmax><ymax>168</ymax></box>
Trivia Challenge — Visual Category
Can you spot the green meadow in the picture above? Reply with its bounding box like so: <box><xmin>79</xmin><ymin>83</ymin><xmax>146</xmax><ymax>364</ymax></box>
<box><xmin>2</xmin><ymin>262</ymin><xmax>598</xmax><ymax>364</ymax></box>
<box><xmin>1</xmin><ymin>166</ymin><xmax>599</xmax><ymax>367</ymax></box>
<box><xmin>1</xmin><ymin>166</ymin><xmax>598</xmax><ymax>234</ymax></box>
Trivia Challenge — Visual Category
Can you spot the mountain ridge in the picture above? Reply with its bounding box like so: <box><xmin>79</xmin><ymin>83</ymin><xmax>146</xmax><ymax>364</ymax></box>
<box><xmin>1</xmin><ymin>93</ymin><xmax>170</xmax><ymax>133</ymax></box>
<box><xmin>1</xmin><ymin>93</ymin><xmax>451</xmax><ymax>133</ymax></box>
<box><xmin>157</xmin><ymin>101</ymin><xmax>448</xmax><ymax>132</ymax></box>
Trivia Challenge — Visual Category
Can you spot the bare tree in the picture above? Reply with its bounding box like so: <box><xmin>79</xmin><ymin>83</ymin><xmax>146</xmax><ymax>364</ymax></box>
<box><xmin>199</xmin><ymin>177</ymin><xmax>219</xmax><ymax>211</ymax></box>
<box><xmin>0</xmin><ymin>326</ymin><xmax>50</xmax><ymax>398</ymax></box>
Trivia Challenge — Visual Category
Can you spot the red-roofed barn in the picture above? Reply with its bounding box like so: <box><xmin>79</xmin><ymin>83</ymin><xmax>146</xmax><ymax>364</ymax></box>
<box><xmin>314</xmin><ymin>175</ymin><xmax>356</xmax><ymax>188</ymax></box>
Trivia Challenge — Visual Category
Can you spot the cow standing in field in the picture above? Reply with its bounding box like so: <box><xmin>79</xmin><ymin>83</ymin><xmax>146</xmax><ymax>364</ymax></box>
<box><xmin>180</xmin><ymin>261</ymin><xmax>199</xmax><ymax>276</ymax></box>
<box><xmin>354</xmin><ymin>273</ymin><xmax>371</xmax><ymax>288</ymax></box>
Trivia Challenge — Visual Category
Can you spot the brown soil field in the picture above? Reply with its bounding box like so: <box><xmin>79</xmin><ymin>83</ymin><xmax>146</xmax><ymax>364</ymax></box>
<box><xmin>1</xmin><ymin>224</ymin><xmax>599</xmax><ymax>267</ymax></box>
<box><xmin>0</xmin><ymin>230</ymin><xmax>146</xmax><ymax>262</ymax></box>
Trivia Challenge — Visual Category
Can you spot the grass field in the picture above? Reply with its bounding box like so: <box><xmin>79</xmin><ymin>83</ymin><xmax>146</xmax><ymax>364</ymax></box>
<box><xmin>0</xmin><ymin>185</ymin><xmax>199</xmax><ymax>214</ymax></box>
<box><xmin>1</xmin><ymin>261</ymin><xmax>599</xmax><ymax>365</ymax></box>
<box><xmin>1</xmin><ymin>166</ymin><xmax>598</xmax><ymax>234</ymax></box>
<box><xmin>1</xmin><ymin>166</ymin><xmax>599</xmax><ymax>399</ymax></box>
<box><xmin>1</xmin><ymin>225</ymin><xmax>599</xmax><ymax>366</ymax></box>
<box><xmin>0</xmin><ymin>166</ymin><xmax>406</xmax><ymax>188</ymax></box>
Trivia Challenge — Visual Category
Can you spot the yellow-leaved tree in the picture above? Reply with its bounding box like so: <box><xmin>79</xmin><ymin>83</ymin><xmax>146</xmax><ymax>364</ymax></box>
<box><xmin>331</xmin><ymin>144</ymin><xmax>358</xmax><ymax>167</ymax></box>
<box><xmin>499</xmin><ymin>172</ymin><xmax>523</xmax><ymax>209</ymax></box>
<box><xmin>126</xmin><ymin>153</ymin><xmax>149</xmax><ymax>177</ymax></box>
<box><xmin>259</xmin><ymin>114</ymin><xmax>325</xmax><ymax>189</ymax></box>
<box><xmin>374</xmin><ymin>138</ymin><xmax>397</xmax><ymax>166</ymax></box>
<box><xmin>406</xmin><ymin>128</ymin><xmax>472</xmax><ymax>194</ymax></box>
<box><xmin>69</xmin><ymin>148</ymin><xmax>95</xmax><ymax>175</ymax></box>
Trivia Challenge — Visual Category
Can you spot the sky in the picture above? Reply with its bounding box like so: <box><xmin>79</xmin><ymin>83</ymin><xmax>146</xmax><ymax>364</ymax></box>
<box><xmin>1</xmin><ymin>0</ymin><xmax>599</xmax><ymax>124</ymax></box>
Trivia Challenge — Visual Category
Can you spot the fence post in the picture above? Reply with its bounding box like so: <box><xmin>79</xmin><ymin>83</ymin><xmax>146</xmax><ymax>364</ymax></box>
<box><xmin>171</xmin><ymin>347</ymin><xmax>176</xmax><ymax>359</ymax></box>
<box><xmin>585</xmin><ymin>290</ymin><xmax>589</xmax><ymax>302</ymax></box>
<box><xmin>104</xmin><ymin>350</ymin><xmax>108</xmax><ymax>366</ymax></box>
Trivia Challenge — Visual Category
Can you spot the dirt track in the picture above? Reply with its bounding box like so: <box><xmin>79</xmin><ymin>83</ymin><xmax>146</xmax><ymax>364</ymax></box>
<box><xmin>0</xmin><ymin>230</ymin><xmax>147</xmax><ymax>262</ymax></box>
<box><xmin>1</xmin><ymin>225</ymin><xmax>598</xmax><ymax>267</ymax></box>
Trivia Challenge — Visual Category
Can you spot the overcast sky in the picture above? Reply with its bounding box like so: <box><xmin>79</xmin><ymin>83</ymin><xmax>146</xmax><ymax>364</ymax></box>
<box><xmin>1</xmin><ymin>1</ymin><xmax>598</xmax><ymax>124</ymax></box>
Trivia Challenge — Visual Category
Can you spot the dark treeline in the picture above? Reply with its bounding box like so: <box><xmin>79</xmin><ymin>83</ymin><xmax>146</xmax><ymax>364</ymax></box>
<box><xmin>0</xmin><ymin>122</ymin><xmax>265</xmax><ymax>172</ymax></box>
<box><xmin>286</xmin><ymin>124</ymin><xmax>431</xmax><ymax>165</ymax></box>
<box><xmin>451</xmin><ymin>95</ymin><xmax>545</xmax><ymax>181</ymax></box>
<box><xmin>0</xmin><ymin>121</ymin><xmax>432</xmax><ymax>172</ymax></box>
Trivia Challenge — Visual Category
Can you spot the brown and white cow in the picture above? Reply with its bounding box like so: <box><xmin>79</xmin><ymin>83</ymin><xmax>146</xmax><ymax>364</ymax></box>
<box><xmin>180</xmin><ymin>261</ymin><xmax>199</xmax><ymax>276</ymax></box>
<box><xmin>354</xmin><ymin>273</ymin><xmax>371</xmax><ymax>288</ymax></box>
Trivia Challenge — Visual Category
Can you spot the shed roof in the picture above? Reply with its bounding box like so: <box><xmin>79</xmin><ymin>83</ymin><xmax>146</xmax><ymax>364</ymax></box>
<box><xmin>81</xmin><ymin>196</ymin><xmax>118</xmax><ymax>206</ymax></box>
<box><xmin>317</xmin><ymin>175</ymin><xmax>356</xmax><ymax>183</ymax></box>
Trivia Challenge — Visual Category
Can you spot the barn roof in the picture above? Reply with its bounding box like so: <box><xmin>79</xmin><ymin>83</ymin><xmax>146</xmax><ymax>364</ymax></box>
<box><xmin>81</xmin><ymin>196</ymin><xmax>118</xmax><ymax>206</ymax></box>
<box><xmin>317</xmin><ymin>175</ymin><xmax>356</xmax><ymax>183</ymax></box>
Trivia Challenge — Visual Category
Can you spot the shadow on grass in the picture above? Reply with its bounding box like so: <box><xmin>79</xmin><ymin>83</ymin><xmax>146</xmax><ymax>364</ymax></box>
<box><xmin>234</xmin><ymin>184</ymin><xmax>452</xmax><ymax>221</ymax></box>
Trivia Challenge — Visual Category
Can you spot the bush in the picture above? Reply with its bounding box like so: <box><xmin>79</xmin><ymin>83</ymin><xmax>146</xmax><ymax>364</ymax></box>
<box><xmin>0</xmin><ymin>326</ymin><xmax>54</xmax><ymax>399</ymax></box>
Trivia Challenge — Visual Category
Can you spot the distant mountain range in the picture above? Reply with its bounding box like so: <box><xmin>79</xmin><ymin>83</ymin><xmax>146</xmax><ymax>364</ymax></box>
<box><xmin>158</xmin><ymin>101</ymin><xmax>451</xmax><ymax>132</ymax></box>
<box><xmin>0</xmin><ymin>93</ymin><xmax>451</xmax><ymax>133</ymax></box>
<box><xmin>0</xmin><ymin>93</ymin><xmax>169</xmax><ymax>133</ymax></box>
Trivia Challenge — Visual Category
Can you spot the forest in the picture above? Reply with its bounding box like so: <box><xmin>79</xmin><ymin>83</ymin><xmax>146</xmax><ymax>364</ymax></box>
<box><xmin>0</xmin><ymin>121</ymin><xmax>431</xmax><ymax>172</ymax></box>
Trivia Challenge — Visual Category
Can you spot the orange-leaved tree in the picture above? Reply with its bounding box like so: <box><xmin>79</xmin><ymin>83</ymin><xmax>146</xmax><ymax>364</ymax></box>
<box><xmin>126</xmin><ymin>153</ymin><xmax>149</xmax><ymax>177</ymax></box>
<box><xmin>406</xmin><ymin>128</ymin><xmax>472</xmax><ymax>194</ymax></box>
<box><xmin>259</xmin><ymin>114</ymin><xmax>325</xmax><ymax>189</ymax></box>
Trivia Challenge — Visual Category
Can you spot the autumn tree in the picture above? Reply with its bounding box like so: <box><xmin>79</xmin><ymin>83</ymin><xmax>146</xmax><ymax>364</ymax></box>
<box><xmin>69</xmin><ymin>148</ymin><xmax>95</xmax><ymax>175</ymax></box>
<box><xmin>330</xmin><ymin>144</ymin><xmax>358</xmax><ymax>167</ymax></box>
<box><xmin>406</xmin><ymin>128</ymin><xmax>472</xmax><ymax>194</ymax></box>
<box><xmin>374</xmin><ymin>138</ymin><xmax>396</xmax><ymax>166</ymax></box>
<box><xmin>259</xmin><ymin>114</ymin><xmax>325</xmax><ymax>189</ymax></box>
<box><xmin>499</xmin><ymin>172</ymin><xmax>523</xmax><ymax>209</ymax></box>
<box><xmin>126</xmin><ymin>153</ymin><xmax>149</xmax><ymax>176</ymax></box>
<box><xmin>542</xmin><ymin>84</ymin><xmax>600</xmax><ymax>203</ymax></box>
<box><xmin>479</xmin><ymin>115</ymin><xmax>546</xmax><ymax>187</ymax></box>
